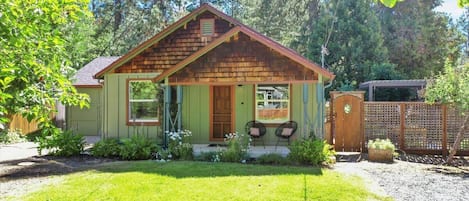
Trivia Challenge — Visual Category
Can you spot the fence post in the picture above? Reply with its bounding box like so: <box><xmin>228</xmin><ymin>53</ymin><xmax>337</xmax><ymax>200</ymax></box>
<box><xmin>442</xmin><ymin>105</ymin><xmax>448</xmax><ymax>157</ymax></box>
<box><xmin>400</xmin><ymin>103</ymin><xmax>406</xmax><ymax>151</ymax></box>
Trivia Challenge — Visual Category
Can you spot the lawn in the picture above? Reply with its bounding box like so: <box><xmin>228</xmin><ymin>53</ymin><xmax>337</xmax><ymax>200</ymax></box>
<box><xmin>17</xmin><ymin>161</ymin><xmax>390</xmax><ymax>201</ymax></box>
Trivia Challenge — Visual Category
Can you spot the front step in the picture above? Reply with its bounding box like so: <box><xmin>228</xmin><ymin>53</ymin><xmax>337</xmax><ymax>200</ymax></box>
<box><xmin>336</xmin><ymin>152</ymin><xmax>362</xmax><ymax>162</ymax></box>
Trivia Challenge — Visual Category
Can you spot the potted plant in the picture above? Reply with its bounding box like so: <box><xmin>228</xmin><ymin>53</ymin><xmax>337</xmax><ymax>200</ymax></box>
<box><xmin>367</xmin><ymin>138</ymin><xmax>395</xmax><ymax>163</ymax></box>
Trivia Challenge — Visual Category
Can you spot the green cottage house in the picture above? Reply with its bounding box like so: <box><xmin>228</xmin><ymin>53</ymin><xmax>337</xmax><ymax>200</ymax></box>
<box><xmin>68</xmin><ymin>4</ymin><xmax>335</xmax><ymax>146</ymax></box>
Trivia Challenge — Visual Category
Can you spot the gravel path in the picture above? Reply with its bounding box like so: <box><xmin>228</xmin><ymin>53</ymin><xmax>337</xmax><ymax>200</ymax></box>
<box><xmin>333</xmin><ymin>160</ymin><xmax>469</xmax><ymax>201</ymax></box>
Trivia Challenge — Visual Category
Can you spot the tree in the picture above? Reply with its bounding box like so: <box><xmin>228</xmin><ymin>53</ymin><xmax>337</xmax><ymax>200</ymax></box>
<box><xmin>0</xmin><ymin>0</ymin><xmax>90</xmax><ymax>133</ymax></box>
<box><xmin>426</xmin><ymin>61</ymin><xmax>469</xmax><ymax>163</ymax></box>
<box><xmin>458</xmin><ymin>8</ymin><xmax>469</xmax><ymax>63</ymax></box>
<box><xmin>377</xmin><ymin>0</ymin><xmax>464</xmax><ymax>79</ymax></box>
<box><xmin>89</xmin><ymin>0</ymin><xmax>188</xmax><ymax>56</ymax></box>
<box><xmin>303</xmin><ymin>0</ymin><xmax>389</xmax><ymax>91</ymax></box>
<box><xmin>458</xmin><ymin>0</ymin><xmax>469</xmax><ymax>7</ymax></box>
<box><xmin>379</xmin><ymin>0</ymin><xmax>469</xmax><ymax>8</ymax></box>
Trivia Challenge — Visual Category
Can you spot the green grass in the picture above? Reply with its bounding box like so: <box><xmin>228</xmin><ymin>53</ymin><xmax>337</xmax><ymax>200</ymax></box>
<box><xmin>17</xmin><ymin>161</ymin><xmax>391</xmax><ymax>201</ymax></box>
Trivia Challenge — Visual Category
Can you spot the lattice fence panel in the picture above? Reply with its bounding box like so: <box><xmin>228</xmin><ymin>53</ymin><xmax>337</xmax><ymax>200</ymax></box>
<box><xmin>404</xmin><ymin>103</ymin><xmax>442</xmax><ymax>150</ymax></box>
<box><xmin>364</xmin><ymin>103</ymin><xmax>401</xmax><ymax>148</ymax></box>
<box><xmin>446</xmin><ymin>108</ymin><xmax>469</xmax><ymax>151</ymax></box>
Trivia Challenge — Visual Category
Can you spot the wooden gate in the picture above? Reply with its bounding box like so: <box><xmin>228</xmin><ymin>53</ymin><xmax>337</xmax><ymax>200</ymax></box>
<box><xmin>330</xmin><ymin>91</ymin><xmax>365</xmax><ymax>152</ymax></box>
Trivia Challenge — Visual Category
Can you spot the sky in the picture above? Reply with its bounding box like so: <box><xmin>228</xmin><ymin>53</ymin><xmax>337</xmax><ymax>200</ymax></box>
<box><xmin>434</xmin><ymin>0</ymin><xmax>465</xmax><ymax>20</ymax></box>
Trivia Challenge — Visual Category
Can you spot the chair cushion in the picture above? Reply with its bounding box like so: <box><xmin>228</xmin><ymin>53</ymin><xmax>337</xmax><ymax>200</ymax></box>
<box><xmin>250</xmin><ymin>127</ymin><xmax>260</xmax><ymax>136</ymax></box>
<box><xmin>281</xmin><ymin>128</ymin><xmax>293</xmax><ymax>136</ymax></box>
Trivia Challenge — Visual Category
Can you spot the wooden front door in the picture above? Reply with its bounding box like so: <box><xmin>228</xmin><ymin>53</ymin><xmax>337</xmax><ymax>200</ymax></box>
<box><xmin>331</xmin><ymin>92</ymin><xmax>365</xmax><ymax>152</ymax></box>
<box><xmin>210</xmin><ymin>86</ymin><xmax>234</xmax><ymax>141</ymax></box>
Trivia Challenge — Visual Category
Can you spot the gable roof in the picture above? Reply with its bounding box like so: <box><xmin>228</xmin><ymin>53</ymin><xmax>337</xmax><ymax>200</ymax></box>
<box><xmin>74</xmin><ymin>57</ymin><xmax>119</xmax><ymax>87</ymax></box>
<box><xmin>94</xmin><ymin>3</ymin><xmax>334</xmax><ymax>81</ymax></box>
<box><xmin>94</xmin><ymin>3</ymin><xmax>241</xmax><ymax>79</ymax></box>
<box><xmin>153</xmin><ymin>26</ymin><xmax>334</xmax><ymax>82</ymax></box>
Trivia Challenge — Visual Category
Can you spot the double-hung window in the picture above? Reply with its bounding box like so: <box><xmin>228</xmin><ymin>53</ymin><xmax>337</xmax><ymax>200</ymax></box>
<box><xmin>128</xmin><ymin>80</ymin><xmax>160</xmax><ymax>125</ymax></box>
<box><xmin>255</xmin><ymin>84</ymin><xmax>290</xmax><ymax>123</ymax></box>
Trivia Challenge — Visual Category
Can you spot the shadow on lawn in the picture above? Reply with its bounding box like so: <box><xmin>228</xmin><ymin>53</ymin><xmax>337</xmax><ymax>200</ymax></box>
<box><xmin>94</xmin><ymin>160</ymin><xmax>324</xmax><ymax>178</ymax></box>
<box><xmin>0</xmin><ymin>157</ymin><xmax>323</xmax><ymax>181</ymax></box>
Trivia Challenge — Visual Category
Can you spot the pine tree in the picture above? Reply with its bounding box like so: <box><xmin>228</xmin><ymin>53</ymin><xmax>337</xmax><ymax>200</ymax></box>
<box><xmin>377</xmin><ymin>0</ymin><xmax>464</xmax><ymax>78</ymax></box>
<box><xmin>304</xmin><ymin>0</ymin><xmax>390</xmax><ymax>90</ymax></box>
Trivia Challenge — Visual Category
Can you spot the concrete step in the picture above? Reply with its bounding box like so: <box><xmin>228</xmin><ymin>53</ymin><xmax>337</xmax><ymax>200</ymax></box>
<box><xmin>336</xmin><ymin>152</ymin><xmax>362</xmax><ymax>162</ymax></box>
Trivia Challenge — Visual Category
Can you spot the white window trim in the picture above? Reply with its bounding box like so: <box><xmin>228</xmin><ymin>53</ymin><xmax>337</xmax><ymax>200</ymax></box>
<box><xmin>128</xmin><ymin>80</ymin><xmax>159</xmax><ymax>124</ymax></box>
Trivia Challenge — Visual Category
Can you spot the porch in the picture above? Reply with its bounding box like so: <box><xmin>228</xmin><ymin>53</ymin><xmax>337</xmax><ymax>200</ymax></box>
<box><xmin>193</xmin><ymin>144</ymin><xmax>290</xmax><ymax>158</ymax></box>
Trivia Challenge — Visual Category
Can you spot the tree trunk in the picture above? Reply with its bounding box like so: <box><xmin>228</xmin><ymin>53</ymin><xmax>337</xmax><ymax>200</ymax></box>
<box><xmin>446</xmin><ymin>115</ymin><xmax>469</xmax><ymax>164</ymax></box>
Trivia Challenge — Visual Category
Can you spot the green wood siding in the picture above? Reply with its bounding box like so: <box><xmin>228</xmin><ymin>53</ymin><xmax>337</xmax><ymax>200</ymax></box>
<box><xmin>182</xmin><ymin>85</ymin><xmax>210</xmax><ymax>143</ymax></box>
<box><xmin>71</xmin><ymin>76</ymin><xmax>322</xmax><ymax>145</ymax></box>
<box><xmin>103</xmin><ymin>73</ymin><xmax>162</xmax><ymax>140</ymax></box>
<box><xmin>234</xmin><ymin>85</ymin><xmax>254</xmax><ymax>134</ymax></box>
<box><xmin>179</xmin><ymin>83</ymin><xmax>321</xmax><ymax>145</ymax></box>
<box><xmin>67</xmin><ymin>88</ymin><xmax>102</xmax><ymax>136</ymax></box>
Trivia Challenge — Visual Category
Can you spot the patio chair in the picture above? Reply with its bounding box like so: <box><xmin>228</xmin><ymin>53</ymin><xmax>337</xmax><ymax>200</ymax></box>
<box><xmin>275</xmin><ymin>121</ymin><xmax>298</xmax><ymax>148</ymax></box>
<box><xmin>245</xmin><ymin>120</ymin><xmax>267</xmax><ymax>147</ymax></box>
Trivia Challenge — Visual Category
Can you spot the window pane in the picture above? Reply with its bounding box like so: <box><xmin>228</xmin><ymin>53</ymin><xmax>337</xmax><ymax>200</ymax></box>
<box><xmin>129</xmin><ymin>80</ymin><xmax>159</xmax><ymax>123</ymax></box>
<box><xmin>130</xmin><ymin>81</ymin><xmax>158</xmax><ymax>100</ymax></box>
<box><xmin>256</xmin><ymin>84</ymin><xmax>289</xmax><ymax>123</ymax></box>
<box><xmin>130</xmin><ymin>102</ymin><xmax>158</xmax><ymax>121</ymax></box>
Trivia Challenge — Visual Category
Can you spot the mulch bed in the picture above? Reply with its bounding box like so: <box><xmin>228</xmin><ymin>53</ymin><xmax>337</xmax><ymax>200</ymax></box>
<box><xmin>0</xmin><ymin>155</ymin><xmax>116</xmax><ymax>182</ymax></box>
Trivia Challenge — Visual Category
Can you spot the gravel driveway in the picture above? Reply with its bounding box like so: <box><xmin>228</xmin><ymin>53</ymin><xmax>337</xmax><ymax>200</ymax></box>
<box><xmin>333</xmin><ymin>160</ymin><xmax>469</xmax><ymax>201</ymax></box>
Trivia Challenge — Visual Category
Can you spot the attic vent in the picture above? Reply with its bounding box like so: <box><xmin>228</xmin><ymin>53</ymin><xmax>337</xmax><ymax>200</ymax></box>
<box><xmin>200</xmin><ymin>19</ymin><xmax>214</xmax><ymax>36</ymax></box>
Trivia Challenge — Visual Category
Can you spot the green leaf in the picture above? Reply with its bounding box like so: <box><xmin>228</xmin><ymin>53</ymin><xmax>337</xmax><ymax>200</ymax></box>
<box><xmin>379</xmin><ymin>0</ymin><xmax>398</xmax><ymax>8</ymax></box>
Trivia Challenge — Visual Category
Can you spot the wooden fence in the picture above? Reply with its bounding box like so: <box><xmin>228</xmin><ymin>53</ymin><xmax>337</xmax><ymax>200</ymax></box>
<box><xmin>364</xmin><ymin>102</ymin><xmax>469</xmax><ymax>156</ymax></box>
<box><xmin>8</xmin><ymin>114</ymin><xmax>39</xmax><ymax>134</ymax></box>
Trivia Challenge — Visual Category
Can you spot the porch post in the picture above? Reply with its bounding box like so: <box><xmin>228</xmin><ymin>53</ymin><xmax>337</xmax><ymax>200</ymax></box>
<box><xmin>177</xmin><ymin>85</ymin><xmax>183</xmax><ymax>132</ymax></box>
<box><xmin>368</xmin><ymin>85</ymin><xmax>373</xmax><ymax>101</ymax></box>
<box><xmin>164</xmin><ymin>82</ymin><xmax>171</xmax><ymax>148</ymax></box>
<box><xmin>316</xmin><ymin>74</ymin><xmax>325</xmax><ymax>139</ymax></box>
<box><xmin>303</xmin><ymin>83</ymin><xmax>310</xmax><ymax>139</ymax></box>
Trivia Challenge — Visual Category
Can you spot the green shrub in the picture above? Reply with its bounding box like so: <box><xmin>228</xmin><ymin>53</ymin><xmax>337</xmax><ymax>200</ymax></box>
<box><xmin>0</xmin><ymin>129</ymin><xmax>26</xmax><ymax>144</ymax></box>
<box><xmin>256</xmin><ymin>153</ymin><xmax>289</xmax><ymax>165</ymax></box>
<box><xmin>91</xmin><ymin>138</ymin><xmax>120</xmax><ymax>158</ymax></box>
<box><xmin>368</xmin><ymin>138</ymin><xmax>395</xmax><ymax>152</ymax></box>
<box><xmin>172</xmin><ymin>143</ymin><xmax>193</xmax><ymax>160</ymax></box>
<box><xmin>195</xmin><ymin>151</ymin><xmax>222</xmax><ymax>162</ymax></box>
<box><xmin>119</xmin><ymin>135</ymin><xmax>158</xmax><ymax>160</ymax></box>
<box><xmin>288</xmin><ymin>139</ymin><xmax>335</xmax><ymax>166</ymax></box>
<box><xmin>221</xmin><ymin>132</ymin><xmax>250</xmax><ymax>163</ymax></box>
<box><xmin>37</xmin><ymin>130</ymin><xmax>85</xmax><ymax>156</ymax></box>
<box><xmin>167</xmin><ymin>130</ymin><xmax>193</xmax><ymax>160</ymax></box>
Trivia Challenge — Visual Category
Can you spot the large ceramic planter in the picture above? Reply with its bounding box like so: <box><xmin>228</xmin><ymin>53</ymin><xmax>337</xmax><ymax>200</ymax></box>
<box><xmin>368</xmin><ymin>148</ymin><xmax>393</xmax><ymax>163</ymax></box>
